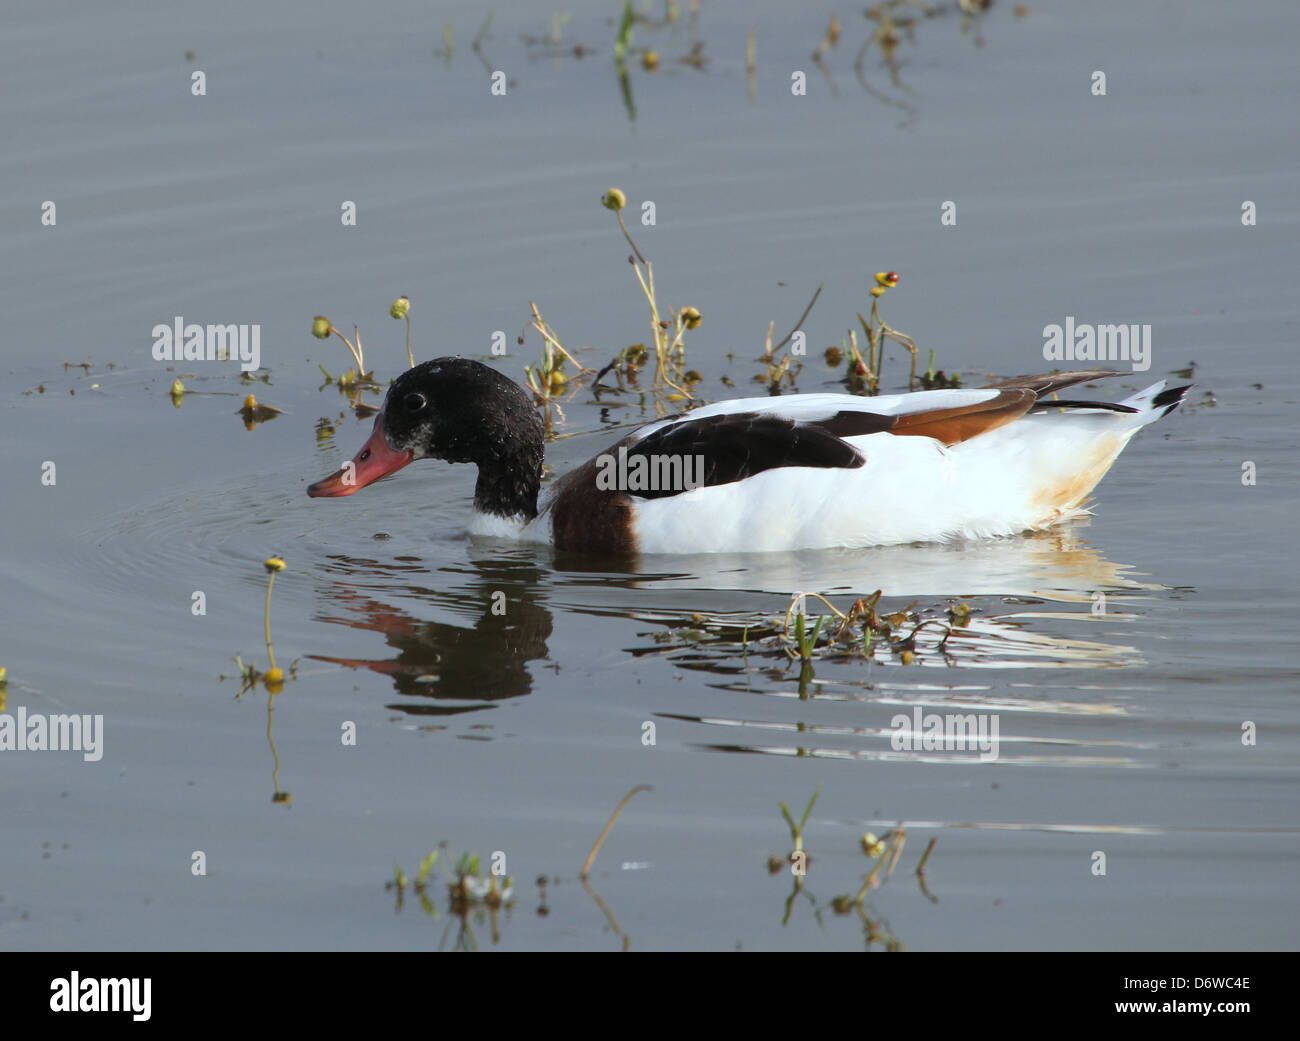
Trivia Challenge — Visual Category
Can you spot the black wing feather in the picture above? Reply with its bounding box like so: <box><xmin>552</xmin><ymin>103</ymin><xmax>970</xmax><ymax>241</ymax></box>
<box><xmin>625</xmin><ymin>412</ymin><xmax>866</xmax><ymax>500</ymax></box>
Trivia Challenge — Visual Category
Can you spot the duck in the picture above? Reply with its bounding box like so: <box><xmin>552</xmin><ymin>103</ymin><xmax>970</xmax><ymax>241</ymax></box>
<box><xmin>307</xmin><ymin>358</ymin><xmax>1189</xmax><ymax>555</ymax></box>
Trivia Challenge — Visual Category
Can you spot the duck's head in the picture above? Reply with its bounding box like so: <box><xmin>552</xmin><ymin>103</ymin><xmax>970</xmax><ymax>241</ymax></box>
<box><xmin>307</xmin><ymin>358</ymin><xmax>545</xmax><ymax>519</ymax></box>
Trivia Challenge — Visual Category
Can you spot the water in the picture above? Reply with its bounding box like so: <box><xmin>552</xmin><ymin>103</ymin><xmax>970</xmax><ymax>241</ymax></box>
<box><xmin>2</xmin><ymin>0</ymin><xmax>1297</xmax><ymax>951</ymax></box>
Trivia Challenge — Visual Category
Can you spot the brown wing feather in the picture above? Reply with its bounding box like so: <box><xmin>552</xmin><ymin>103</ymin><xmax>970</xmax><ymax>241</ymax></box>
<box><xmin>984</xmin><ymin>370</ymin><xmax>1124</xmax><ymax>397</ymax></box>
<box><xmin>890</xmin><ymin>388</ymin><xmax>1036</xmax><ymax>446</ymax></box>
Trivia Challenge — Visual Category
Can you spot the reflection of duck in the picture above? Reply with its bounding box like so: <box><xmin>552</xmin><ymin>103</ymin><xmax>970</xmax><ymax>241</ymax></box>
<box><xmin>311</xmin><ymin>557</ymin><xmax>552</xmax><ymax>711</ymax></box>
<box><xmin>308</xmin><ymin>361</ymin><xmax>1189</xmax><ymax>556</ymax></box>
<box><xmin>596</xmin><ymin>527</ymin><xmax>1166</xmax><ymax>603</ymax></box>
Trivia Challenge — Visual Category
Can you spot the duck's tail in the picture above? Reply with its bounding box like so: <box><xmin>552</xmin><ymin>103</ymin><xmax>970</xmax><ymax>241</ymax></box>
<box><xmin>1121</xmin><ymin>380</ymin><xmax>1194</xmax><ymax>425</ymax></box>
<box><xmin>997</xmin><ymin>379</ymin><xmax>1191</xmax><ymax>527</ymax></box>
<box><xmin>1026</xmin><ymin>378</ymin><xmax>1193</xmax><ymax>427</ymax></box>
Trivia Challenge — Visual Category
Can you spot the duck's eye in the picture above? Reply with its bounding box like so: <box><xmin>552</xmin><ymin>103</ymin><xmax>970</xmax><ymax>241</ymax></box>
<box><xmin>403</xmin><ymin>392</ymin><xmax>427</xmax><ymax>412</ymax></box>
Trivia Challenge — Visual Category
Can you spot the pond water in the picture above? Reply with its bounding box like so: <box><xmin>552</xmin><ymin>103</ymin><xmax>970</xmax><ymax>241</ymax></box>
<box><xmin>2</xmin><ymin>0</ymin><xmax>1297</xmax><ymax>950</ymax></box>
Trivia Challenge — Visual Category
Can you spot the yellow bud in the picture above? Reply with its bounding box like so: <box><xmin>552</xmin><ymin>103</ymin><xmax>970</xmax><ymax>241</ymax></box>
<box><xmin>862</xmin><ymin>832</ymin><xmax>885</xmax><ymax>858</ymax></box>
<box><xmin>243</xmin><ymin>394</ymin><xmax>258</xmax><ymax>411</ymax></box>
<box><xmin>548</xmin><ymin>370</ymin><xmax>568</xmax><ymax>393</ymax></box>
<box><xmin>170</xmin><ymin>379</ymin><xmax>185</xmax><ymax>397</ymax></box>
<box><xmin>390</xmin><ymin>296</ymin><xmax>410</xmax><ymax>320</ymax></box>
<box><xmin>312</xmin><ymin>316</ymin><xmax>332</xmax><ymax>339</ymax></box>
<box><xmin>602</xmin><ymin>188</ymin><xmax>626</xmax><ymax>212</ymax></box>
<box><xmin>642</xmin><ymin>50</ymin><xmax>659</xmax><ymax>71</ymax></box>
<box><xmin>265</xmin><ymin>667</ymin><xmax>285</xmax><ymax>683</ymax></box>
<box><xmin>264</xmin><ymin>556</ymin><xmax>286</xmax><ymax>573</ymax></box>
<box><xmin>900</xmin><ymin>649</ymin><xmax>914</xmax><ymax>665</ymax></box>
<box><xmin>681</xmin><ymin>306</ymin><xmax>702</xmax><ymax>330</ymax></box>
<box><xmin>869</xmin><ymin>286</ymin><xmax>886</xmax><ymax>297</ymax></box>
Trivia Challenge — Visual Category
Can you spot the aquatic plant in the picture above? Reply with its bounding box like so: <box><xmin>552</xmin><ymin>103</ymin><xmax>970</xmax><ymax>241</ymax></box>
<box><xmin>390</xmin><ymin>295</ymin><xmax>414</xmax><ymax>369</ymax></box>
<box><xmin>581</xmin><ymin>783</ymin><xmax>652</xmax><ymax>879</ymax></box>
<box><xmin>522</xmin><ymin>188</ymin><xmax>707</xmax><ymax>415</ymax></box>
<box><xmin>262</xmin><ymin>556</ymin><xmax>285</xmax><ymax>687</ymax></box>
<box><xmin>521</xmin><ymin>300</ymin><xmax>596</xmax><ymax>421</ymax></box>
<box><xmin>600</xmin><ymin>186</ymin><xmax>699</xmax><ymax>400</ymax></box>
<box><xmin>221</xmin><ymin>557</ymin><xmax>297</xmax><ymax>696</ymax></box>
<box><xmin>311</xmin><ymin>315</ymin><xmax>368</xmax><ymax>382</ymax></box>
<box><xmin>777</xmin><ymin>785</ymin><xmax>820</xmax><ymax>864</ymax></box>
<box><xmin>236</xmin><ymin>393</ymin><xmax>284</xmax><ymax>430</ymax></box>
<box><xmin>388</xmin><ymin>841</ymin><xmax>516</xmax><ymax>949</ymax></box>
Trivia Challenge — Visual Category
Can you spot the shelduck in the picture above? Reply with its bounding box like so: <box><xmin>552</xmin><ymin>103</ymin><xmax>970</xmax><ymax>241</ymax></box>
<box><xmin>307</xmin><ymin>358</ymin><xmax>1188</xmax><ymax>555</ymax></box>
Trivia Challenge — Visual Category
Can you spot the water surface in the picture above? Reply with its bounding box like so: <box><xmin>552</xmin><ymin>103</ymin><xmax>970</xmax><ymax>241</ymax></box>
<box><xmin>2</xmin><ymin>0</ymin><xmax>1297</xmax><ymax>951</ymax></box>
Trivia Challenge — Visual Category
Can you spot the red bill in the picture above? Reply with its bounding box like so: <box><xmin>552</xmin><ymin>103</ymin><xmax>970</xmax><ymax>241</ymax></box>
<box><xmin>307</xmin><ymin>414</ymin><xmax>414</xmax><ymax>497</ymax></box>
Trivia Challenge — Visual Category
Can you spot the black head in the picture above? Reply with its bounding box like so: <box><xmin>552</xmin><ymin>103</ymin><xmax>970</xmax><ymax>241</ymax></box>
<box><xmin>308</xmin><ymin>358</ymin><xmax>545</xmax><ymax>519</ymax></box>
<box><xmin>381</xmin><ymin>359</ymin><xmax>540</xmax><ymax>462</ymax></box>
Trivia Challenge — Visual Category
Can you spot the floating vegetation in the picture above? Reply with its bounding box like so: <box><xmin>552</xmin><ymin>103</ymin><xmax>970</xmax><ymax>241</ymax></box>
<box><xmin>311</xmin><ymin>313</ymin><xmax>382</xmax><ymax>411</ymax></box>
<box><xmin>770</xmin><ymin>785</ymin><xmax>820</xmax><ymax>874</ymax></box>
<box><xmin>304</xmin><ymin>204</ymin><xmax>961</xmax><ymax>436</ymax></box>
<box><xmin>765</xmin><ymin>785</ymin><xmax>933</xmax><ymax>946</ymax></box>
<box><xmin>628</xmin><ymin>588</ymin><xmax>1006</xmax><ymax>698</ymax></box>
<box><xmin>310</xmin><ymin>296</ymin><xmax>422</xmax><ymax>412</ymax></box>
<box><xmin>262</xmin><ymin>557</ymin><xmax>285</xmax><ymax>687</ymax></box>
<box><xmin>524</xmin><ymin>188</ymin><xmax>700</xmax><ymax>417</ymax></box>
<box><xmin>219</xmin><ymin>561</ymin><xmax>298</xmax><ymax>803</ymax></box>
<box><xmin>430</xmin><ymin>3</ymin><xmax>1014</xmax><ymax>126</ymax></box>
<box><xmin>388</xmin><ymin>843</ymin><xmax>516</xmax><ymax>950</ymax></box>
<box><xmin>311</xmin><ymin>315</ymin><xmax>366</xmax><ymax>377</ymax></box>
<box><xmin>236</xmin><ymin>393</ymin><xmax>285</xmax><ymax>430</ymax></box>
<box><xmin>600</xmin><ymin>187</ymin><xmax>698</xmax><ymax>400</ymax></box>
<box><xmin>778</xmin><ymin>589</ymin><xmax>942</xmax><ymax>666</ymax></box>
<box><xmin>770</xmin><ymin>786</ymin><xmax>820</xmax><ymax>926</ymax></box>
<box><xmin>387</xmin><ymin>785</ymin><xmax>648</xmax><ymax>952</ymax></box>
<box><xmin>834</xmin><ymin>271</ymin><xmax>945</xmax><ymax>394</ymax></box>
<box><xmin>755</xmin><ymin>285</ymin><xmax>820</xmax><ymax>393</ymax></box>
<box><xmin>220</xmin><ymin>557</ymin><xmax>297</xmax><ymax>696</ymax></box>
<box><xmin>521</xmin><ymin>12</ymin><xmax>579</xmax><ymax>60</ymax></box>
<box><xmin>521</xmin><ymin>300</ymin><xmax>596</xmax><ymax>425</ymax></box>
